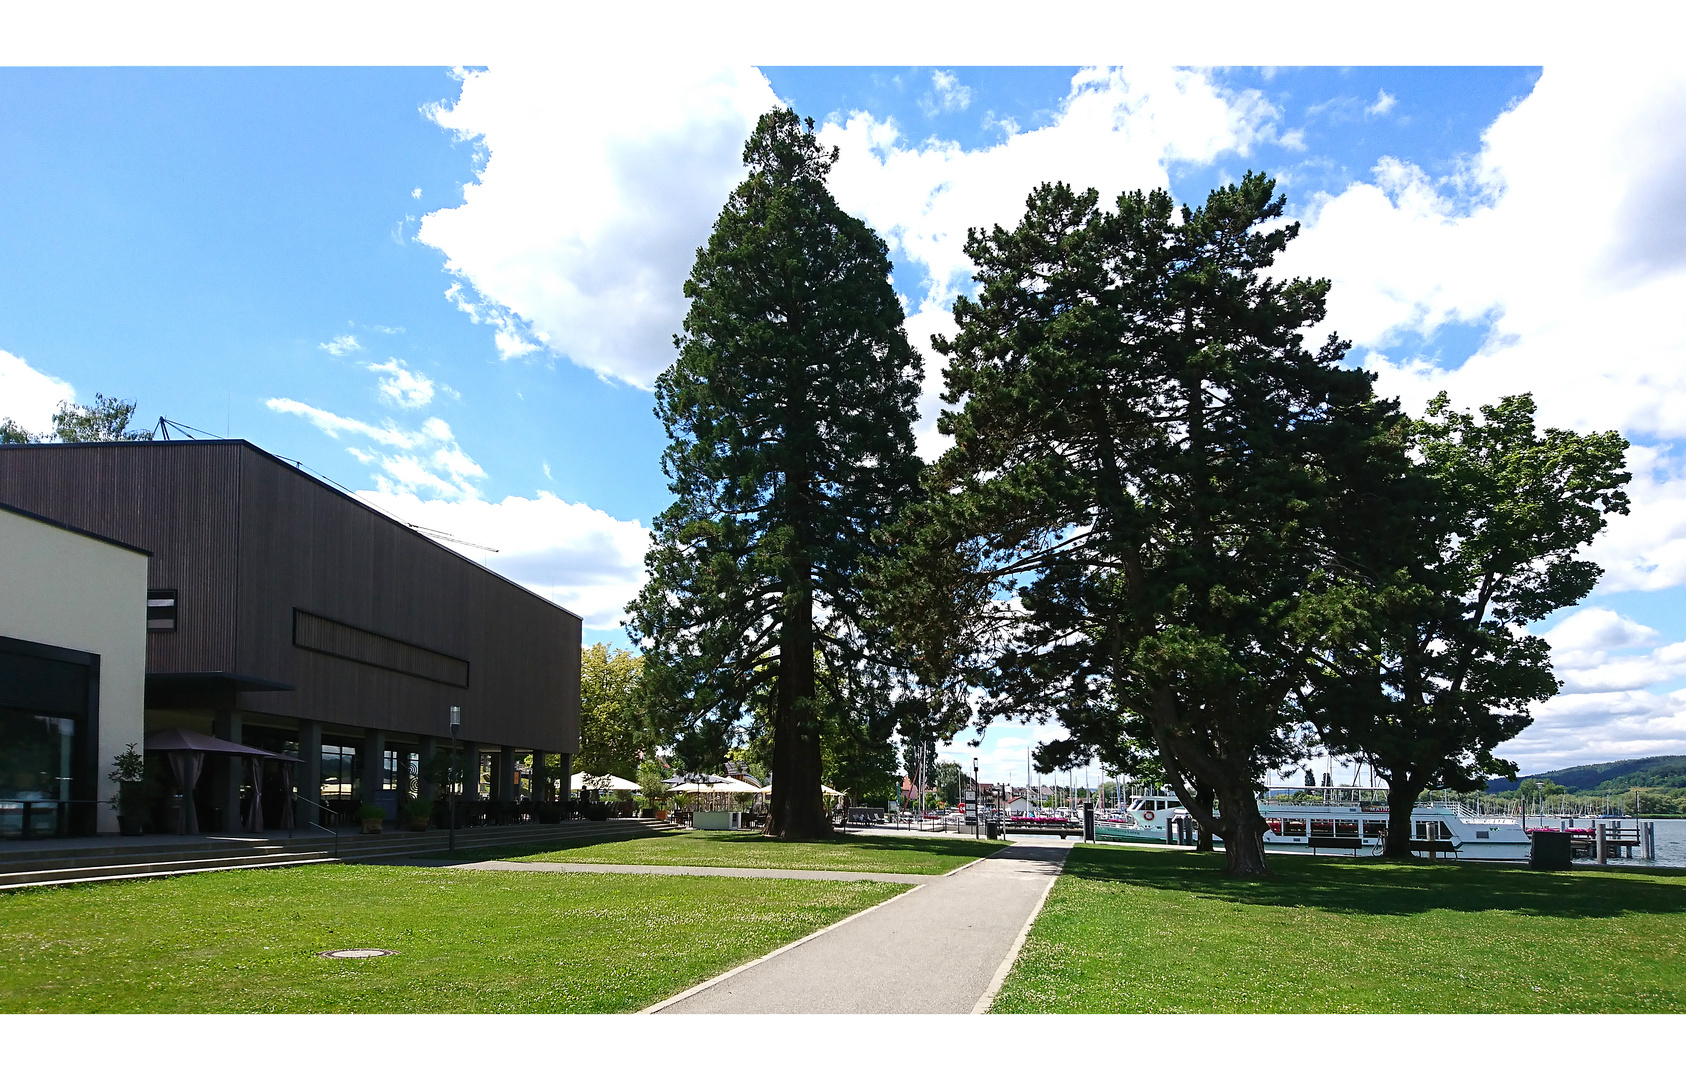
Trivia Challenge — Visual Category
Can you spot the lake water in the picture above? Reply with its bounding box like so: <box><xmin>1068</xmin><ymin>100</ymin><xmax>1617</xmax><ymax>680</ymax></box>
<box><xmin>1560</xmin><ymin>818</ymin><xmax>1686</xmax><ymax>869</ymax></box>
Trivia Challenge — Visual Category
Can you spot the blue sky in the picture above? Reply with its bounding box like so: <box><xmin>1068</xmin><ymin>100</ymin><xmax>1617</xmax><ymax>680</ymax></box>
<box><xmin>4</xmin><ymin>65</ymin><xmax>1685</xmax><ymax>779</ymax></box>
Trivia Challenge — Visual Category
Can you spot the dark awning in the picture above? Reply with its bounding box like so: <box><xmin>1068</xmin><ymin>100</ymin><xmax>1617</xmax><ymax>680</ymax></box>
<box><xmin>144</xmin><ymin>727</ymin><xmax>297</xmax><ymax>760</ymax></box>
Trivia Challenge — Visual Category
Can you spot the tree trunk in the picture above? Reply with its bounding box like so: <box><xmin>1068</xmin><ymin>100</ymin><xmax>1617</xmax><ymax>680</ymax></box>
<box><xmin>1214</xmin><ymin>783</ymin><xmax>1271</xmax><ymax>875</ymax></box>
<box><xmin>1384</xmin><ymin>775</ymin><xmax>1423</xmax><ymax>858</ymax></box>
<box><xmin>1193</xmin><ymin>781</ymin><xmax>1215</xmax><ymax>852</ymax></box>
<box><xmin>766</xmin><ymin>567</ymin><xmax>829</xmax><ymax>840</ymax></box>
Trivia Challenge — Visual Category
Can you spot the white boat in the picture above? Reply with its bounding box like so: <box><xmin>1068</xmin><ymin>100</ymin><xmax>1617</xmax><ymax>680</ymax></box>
<box><xmin>1094</xmin><ymin>787</ymin><xmax>1533</xmax><ymax>860</ymax></box>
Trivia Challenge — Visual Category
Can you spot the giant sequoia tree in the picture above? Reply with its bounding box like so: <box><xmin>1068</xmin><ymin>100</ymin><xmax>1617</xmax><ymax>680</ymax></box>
<box><xmin>627</xmin><ymin>110</ymin><xmax>922</xmax><ymax>839</ymax></box>
<box><xmin>876</xmin><ymin>175</ymin><xmax>1399</xmax><ymax>874</ymax></box>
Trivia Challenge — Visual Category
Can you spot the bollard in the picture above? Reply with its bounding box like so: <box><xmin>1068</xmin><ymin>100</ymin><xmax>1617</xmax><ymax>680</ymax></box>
<box><xmin>1597</xmin><ymin>822</ymin><xmax>1607</xmax><ymax>864</ymax></box>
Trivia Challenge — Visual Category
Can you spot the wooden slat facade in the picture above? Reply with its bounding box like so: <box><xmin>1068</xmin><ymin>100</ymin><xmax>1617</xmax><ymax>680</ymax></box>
<box><xmin>0</xmin><ymin>440</ymin><xmax>579</xmax><ymax>753</ymax></box>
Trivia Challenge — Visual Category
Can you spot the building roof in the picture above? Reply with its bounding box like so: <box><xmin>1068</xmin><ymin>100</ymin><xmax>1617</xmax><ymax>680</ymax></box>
<box><xmin>0</xmin><ymin>499</ymin><xmax>152</xmax><ymax>557</ymax></box>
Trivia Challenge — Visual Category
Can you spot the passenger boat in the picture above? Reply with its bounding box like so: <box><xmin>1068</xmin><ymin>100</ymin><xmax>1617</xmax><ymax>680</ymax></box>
<box><xmin>1094</xmin><ymin>787</ymin><xmax>1533</xmax><ymax>859</ymax></box>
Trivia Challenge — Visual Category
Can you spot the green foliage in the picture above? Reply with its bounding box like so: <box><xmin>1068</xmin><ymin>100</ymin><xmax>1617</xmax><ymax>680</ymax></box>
<box><xmin>875</xmin><ymin>174</ymin><xmax>1394</xmax><ymax>874</ymax></box>
<box><xmin>577</xmin><ymin>643</ymin><xmax>659</xmax><ymax>778</ymax></box>
<box><xmin>626</xmin><ymin>108</ymin><xmax>923</xmax><ymax>837</ymax></box>
<box><xmin>1498</xmin><ymin>755</ymin><xmax>1686</xmax><ymax>794</ymax></box>
<box><xmin>356</xmin><ymin>803</ymin><xmax>387</xmax><ymax>820</ymax></box>
<box><xmin>51</xmin><ymin>393</ymin><xmax>154</xmax><ymax>442</ymax></box>
<box><xmin>107</xmin><ymin>743</ymin><xmax>146</xmax><ymax>786</ymax></box>
<box><xmin>1301</xmin><ymin>392</ymin><xmax>1629</xmax><ymax>849</ymax></box>
<box><xmin>0</xmin><ymin>417</ymin><xmax>37</xmax><ymax>444</ymax></box>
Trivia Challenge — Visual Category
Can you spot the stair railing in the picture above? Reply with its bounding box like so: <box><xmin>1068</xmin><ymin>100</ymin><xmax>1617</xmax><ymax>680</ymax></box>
<box><xmin>288</xmin><ymin>796</ymin><xmax>341</xmax><ymax>860</ymax></box>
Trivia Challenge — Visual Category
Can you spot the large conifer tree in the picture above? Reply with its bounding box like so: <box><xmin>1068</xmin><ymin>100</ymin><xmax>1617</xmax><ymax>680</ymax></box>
<box><xmin>627</xmin><ymin>110</ymin><xmax>922</xmax><ymax>839</ymax></box>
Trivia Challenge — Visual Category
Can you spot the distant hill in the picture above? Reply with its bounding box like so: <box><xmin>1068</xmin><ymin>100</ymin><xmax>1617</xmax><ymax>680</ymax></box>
<box><xmin>1487</xmin><ymin>755</ymin><xmax>1686</xmax><ymax>793</ymax></box>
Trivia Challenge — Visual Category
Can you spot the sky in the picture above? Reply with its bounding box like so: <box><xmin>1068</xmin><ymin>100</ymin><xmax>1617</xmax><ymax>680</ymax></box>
<box><xmin>4</xmin><ymin>62</ymin><xmax>1685</xmax><ymax>783</ymax></box>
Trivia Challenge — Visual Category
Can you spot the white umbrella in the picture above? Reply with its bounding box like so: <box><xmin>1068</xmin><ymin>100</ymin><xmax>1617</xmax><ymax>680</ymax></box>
<box><xmin>671</xmin><ymin>776</ymin><xmax>761</xmax><ymax>794</ymax></box>
<box><xmin>570</xmin><ymin>772</ymin><xmax>640</xmax><ymax>793</ymax></box>
<box><xmin>755</xmin><ymin>782</ymin><xmax>844</xmax><ymax>796</ymax></box>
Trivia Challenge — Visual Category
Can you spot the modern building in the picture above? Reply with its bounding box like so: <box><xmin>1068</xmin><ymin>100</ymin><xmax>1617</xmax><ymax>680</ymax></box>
<box><xmin>1</xmin><ymin>502</ymin><xmax>149</xmax><ymax>836</ymax></box>
<box><xmin>0</xmin><ymin>438</ymin><xmax>581</xmax><ymax>834</ymax></box>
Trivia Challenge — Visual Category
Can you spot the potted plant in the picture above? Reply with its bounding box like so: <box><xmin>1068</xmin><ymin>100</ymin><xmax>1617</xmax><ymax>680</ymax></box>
<box><xmin>107</xmin><ymin>742</ymin><xmax>147</xmax><ymax>836</ymax></box>
<box><xmin>357</xmin><ymin>802</ymin><xmax>388</xmax><ymax>834</ymax></box>
<box><xmin>398</xmin><ymin>797</ymin><xmax>431</xmax><ymax>832</ymax></box>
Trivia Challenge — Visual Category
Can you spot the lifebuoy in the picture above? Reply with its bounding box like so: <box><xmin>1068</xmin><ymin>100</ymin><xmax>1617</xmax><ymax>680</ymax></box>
<box><xmin>1143</xmin><ymin>809</ymin><xmax>1155</xmax><ymax>821</ymax></box>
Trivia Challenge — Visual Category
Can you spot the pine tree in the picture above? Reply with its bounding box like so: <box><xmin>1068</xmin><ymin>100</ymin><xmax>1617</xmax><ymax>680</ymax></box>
<box><xmin>627</xmin><ymin>110</ymin><xmax>922</xmax><ymax>839</ymax></box>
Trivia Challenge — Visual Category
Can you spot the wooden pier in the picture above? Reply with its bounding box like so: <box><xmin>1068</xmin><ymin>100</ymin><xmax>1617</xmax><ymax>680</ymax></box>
<box><xmin>1552</xmin><ymin>821</ymin><xmax>1656</xmax><ymax>862</ymax></box>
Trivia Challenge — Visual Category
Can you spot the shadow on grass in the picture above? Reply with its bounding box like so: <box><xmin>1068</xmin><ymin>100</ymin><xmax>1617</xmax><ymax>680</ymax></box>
<box><xmin>434</xmin><ymin>831</ymin><xmax>1005</xmax><ymax>865</ymax></box>
<box><xmin>1068</xmin><ymin>844</ymin><xmax>1686</xmax><ymax>919</ymax></box>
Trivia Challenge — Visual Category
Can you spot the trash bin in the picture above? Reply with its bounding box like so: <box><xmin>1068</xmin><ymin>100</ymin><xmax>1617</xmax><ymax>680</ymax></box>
<box><xmin>985</xmin><ymin>819</ymin><xmax>1000</xmax><ymax>840</ymax></box>
<box><xmin>1529</xmin><ymin>830</ymin><xmax>1573</xmax><ymax>871</ymax></box>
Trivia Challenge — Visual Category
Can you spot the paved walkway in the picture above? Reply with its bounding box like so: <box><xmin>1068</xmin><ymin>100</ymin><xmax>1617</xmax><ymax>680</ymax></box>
<box><xmin>651</xmin><ymin>837</ymin><xmax>1072</xmax><ymax>1014</ymax></box>
<box><xmin>396</xmin><ymin>857</ymin><xmax>933</xmax><ymax>885</ymax></box>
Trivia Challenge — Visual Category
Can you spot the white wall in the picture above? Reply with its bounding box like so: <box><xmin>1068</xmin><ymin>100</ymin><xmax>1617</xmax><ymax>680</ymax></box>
<box><xmin>0</xmin><ymin>507</ymin><xmax>148</xmax><ymax>834</ymax></box>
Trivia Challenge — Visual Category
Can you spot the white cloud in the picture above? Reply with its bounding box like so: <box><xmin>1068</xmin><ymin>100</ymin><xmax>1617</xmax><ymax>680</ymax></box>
<box><xmin>1280</xmin><ymin>67</ymin><xmax>1686</xmax><ymax>446</ymax></box>
<box><xmin>366</xmin><ymin>358</ymin><xmax>434</xmax><ymax>409</ymax></box>
<box><xmin>357</xmin><ymin>488</ymin><xmax>649</xmax><ymax>631</ymax></box>
<box><xmin>417</xmin><ymin>64</ymin><xmax>779</xmax><ymax>387</ymax></box>
<box><xmin>1271</xmin><ymin>67</ymin><xmax>1686</xmax><ymax>770</ymax></box>
<box><xmin>266</xmin><ymin>398</ymin><xmax>485</xmax><ymax>499</ymax></box>
<box><xmin>411</xmin><ymin>187</ymin><xmax>421</xmax><ymax>199</ymax></box>
<box><xmin>1366</xmin><ymin>89</ymin><xmax>1397</xmax><ymax>117</ymax></box>
<box><xmin>820</xmin><ymin>66</ymin><xmax>1294</xmax><ymax>458</ymax></box>
<box><xmin>0</xmin><ymin>349</ymin><xmax>74</xmax><ymax>432</ymax></box>
<box><xmin>319</xmin><ymin>334</ymin><xmax>362</xmax><ymax>356</ymax></box>
<box><xmin>921</xmin><ymin>69</ymin><xmax>973</xmax><ymax>115</ymax></box>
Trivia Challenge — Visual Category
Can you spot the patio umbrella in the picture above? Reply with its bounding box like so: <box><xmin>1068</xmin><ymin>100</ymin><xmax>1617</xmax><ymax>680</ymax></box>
<box><xmin>578</xmin><ymin>773</ymin><xmax>640</xmax><ymax>793</ymax></box>
<box><xmin>144</xmin><ymin>728</ymin><xmax>293</xmax><ymax>835</ymax></box>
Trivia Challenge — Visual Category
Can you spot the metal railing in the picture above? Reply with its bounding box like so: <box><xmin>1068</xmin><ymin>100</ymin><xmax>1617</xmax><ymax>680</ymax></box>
<box><xmin>0</xmin><ymin>798</ymin><xmax>107</xmax><ymax>840</ymax></box>
<box><xmin>288</xmin><ymin>796</ymin><xmax>341</xmax><ymax>860</ymax></box>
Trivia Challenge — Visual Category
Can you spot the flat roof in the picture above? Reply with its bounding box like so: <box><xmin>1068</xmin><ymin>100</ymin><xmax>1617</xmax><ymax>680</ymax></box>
<box><xmin>0</xmin><ymin>438</ymin><xmax>583</xmax><ymax>622</ymax></box>
<box><xmin>0</xmin><ymin>498</ymin><xmax>153</xmax><ymax>557</ymax></box>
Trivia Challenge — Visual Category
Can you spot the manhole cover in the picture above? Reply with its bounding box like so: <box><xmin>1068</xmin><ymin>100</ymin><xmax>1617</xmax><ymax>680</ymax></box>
<box><xmin>318</xmin><ymin>948</ymin><xmax>397</xmax><ymax>959</ymax></box>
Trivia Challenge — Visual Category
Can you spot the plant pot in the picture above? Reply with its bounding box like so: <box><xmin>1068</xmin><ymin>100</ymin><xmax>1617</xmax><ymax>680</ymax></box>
<box><xmin>361</xmin><ymin>818</ymin><xmax>384</xmax><ymax>834</ymax></box>
<box><xmin>117</xmin><ymin>815</ymin><xmax>144</xmax><ymax>837</ymax></box>
<box><xmin>406</xmin><ymin>818</ymin><xmax>430</xmax><ymax>832</ymax></box>
<box><xmin>654</xmin><ymin>809</ymin><xmax>668</xmax><ymax>821</ymax></box>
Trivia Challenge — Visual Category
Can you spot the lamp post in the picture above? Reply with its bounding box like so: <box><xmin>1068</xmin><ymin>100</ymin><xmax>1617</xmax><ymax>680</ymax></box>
<box><xmin>973</xmin><ymin>757</ymin><xmax>980</xmax><ymax>840</ymax></box>
<box><xmin>448</xmin><ymin>705</ymin><xmax>461</xmax><ymax>854</ymax></box>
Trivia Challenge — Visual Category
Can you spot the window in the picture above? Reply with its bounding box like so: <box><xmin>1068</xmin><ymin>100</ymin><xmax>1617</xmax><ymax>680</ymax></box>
<box><xmin>321</xmin><ymin>744</ymin><xmax>357</xmax><ymax>800</ymax></box>
<box><xmin>1310</xmin><ymin>819</ymin><xmax>1335</xmax><ymax>836</ymax></box>
<box><xmin>1336</xmin><ymin>819</ymin><xmax>1359</xmax><ymax>837</ymax></box>
<box><xmin>147</xmin><ymin>590</ymin><xmax>177</xmax><ymax>633</ymax></box>
<box><xmin>382</xmin><ymin>749</ymin><xmax>399</xmax><ymax>791</ymax></box>
<box><xmin>1363</xmin><ymin>819</ymin><xmax>1387</xmax><ymax>838</ymax></box>
<box><xmin>1283</xmin><ymin>818</ymin><xmax>1306</xmax><ymax>836</ymax></box>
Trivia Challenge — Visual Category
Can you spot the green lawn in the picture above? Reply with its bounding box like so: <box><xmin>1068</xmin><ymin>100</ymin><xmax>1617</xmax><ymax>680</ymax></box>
<box><xmin>0</xmin><ymin>863</ymin><xmax>904</xmax><ymax>1013</ymax></box>
<box><xmin>992</xmin><ymin>845</ymin><xmax>1686</xmax><ymax>1013</ymax></box>
<box><xmin>452</xmin><ymin>830</ymin><xmax>1007</xmax><ymax>875</ymax></box>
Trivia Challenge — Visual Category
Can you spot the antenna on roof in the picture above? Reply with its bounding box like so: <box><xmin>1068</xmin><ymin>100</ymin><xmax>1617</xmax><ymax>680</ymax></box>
<box><xmin>409</xmin><ymin>525</ymin><xmax>499</xmax><ymax>553</ymax></box>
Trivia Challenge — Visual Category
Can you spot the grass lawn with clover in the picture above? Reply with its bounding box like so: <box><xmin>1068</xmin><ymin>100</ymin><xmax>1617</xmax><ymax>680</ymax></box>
<box><xmin>0</xmin><ymin>863</ymin><xmax>904</xmax><ymax>1013</ymax></box>
<box><xmin>990</xmin><ymin>844</ymin><xmax>1686</xmax><ymax>1013</ymax></box>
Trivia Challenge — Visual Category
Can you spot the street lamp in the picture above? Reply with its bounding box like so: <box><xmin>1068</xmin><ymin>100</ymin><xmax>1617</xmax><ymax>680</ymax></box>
<box><xmin>448</xmin><ymin>705</ymin><xmax>461</xmax><ymax>854</ymax></box>
<box><xmin>973</xmin><ymin>757</ymin><xmax>980</xmax><ymax>840</ymax></box>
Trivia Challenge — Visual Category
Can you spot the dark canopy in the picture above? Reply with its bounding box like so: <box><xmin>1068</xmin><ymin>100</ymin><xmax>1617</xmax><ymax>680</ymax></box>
<box><xmin>144</xmin><ymin>727</ymin><xmax>295</xmax><ymax>759</ymax></box>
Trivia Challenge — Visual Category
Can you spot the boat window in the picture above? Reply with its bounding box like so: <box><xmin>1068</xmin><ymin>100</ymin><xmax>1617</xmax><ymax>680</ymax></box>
<box><xmin>1282</xmin><ymin>818</ymin><xmax>1306</xmax><ymax>836</ymax></box>
<box><xmin>1266</xmin><ymin>818</ymin><xmax>1282</xmax><ymax>835</ymax></box>
<box><xmin>1362</xmin><ymin>819</ymin><xmax>1386</xmax><ymax>838</ymax></box>
<box><xmin>1310</xmin><ymin>819</ymin><xmax>1335</xmax><ymax>836</ymax></box>
<box><xmin>1335</xmin><ymin>819</ymin><xmax>1359</xmax><ymax>837</ymax></box>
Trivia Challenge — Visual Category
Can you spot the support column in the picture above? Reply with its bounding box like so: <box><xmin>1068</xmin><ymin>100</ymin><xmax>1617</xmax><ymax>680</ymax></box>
<box><xmin>360</xmin><ymin>728</ymin><xmax>387</xmax><ymax>810</ymax></box>
<box><xmin>213</xmin><ymin>708</ymin><xmax>243</xmax><ymax>832</ymax></box>
<box><xmin>418</xmin><ymin>735</ymin><xmax>438</xmax><ymax>804</ymax></box>
<box><xmin>296</xmin><ymin>719</ymin><xmax>322</xmax><ymax>828</ymax></box>
<box><xmin>494</xmin><ymin>745</ymin><xmax>515</xmax><ymax>803</ymax></box>
<box><xmin>560</xmin><ymin>753</ymin><xmax>573</xmax><ymax>801</ymax></box>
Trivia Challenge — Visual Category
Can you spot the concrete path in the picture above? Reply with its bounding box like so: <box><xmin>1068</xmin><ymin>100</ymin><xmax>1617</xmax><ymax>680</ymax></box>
<box><xmin>393</xmin><ymin>857</ymin><xmax>933</xmax><ymax>885</ymax></box>
<box><xmin>649</xmin><ymin>837</ymin><xmax>1072</xmax><ymax>1014</ymax></box>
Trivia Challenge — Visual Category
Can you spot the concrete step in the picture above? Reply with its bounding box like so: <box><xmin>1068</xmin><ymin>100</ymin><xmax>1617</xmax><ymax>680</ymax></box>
<box><xmin>0</xmin><ymin>819</ymin><xmax>678</xmax><ymax>888</ymax></box>
<box><xmin>0</xmin><ymin>856</ymin><xmax>341</xmax><ymax>891</ymax></box>
<box><xmin>0</xmin><ymin>848</ymin><xmax>335</xmax><ymax>888</ymax></box>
